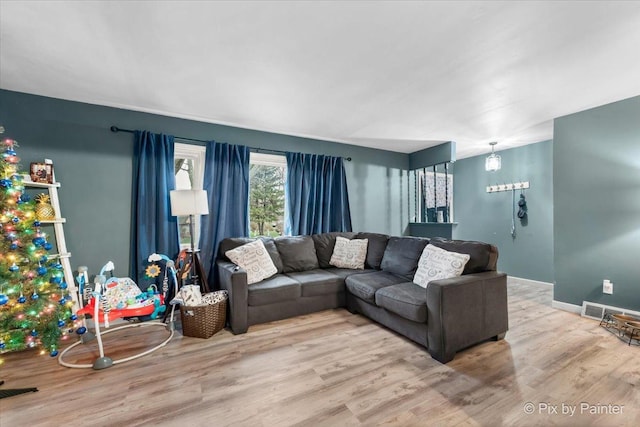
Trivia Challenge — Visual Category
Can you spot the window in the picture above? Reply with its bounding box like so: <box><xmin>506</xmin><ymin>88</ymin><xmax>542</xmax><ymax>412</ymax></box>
<box><xmin>249</xmin><ymin>152</ymin><xmax>286</xmax><ymax>237</ymax></box>
<box><xmin>174</xmin><ymin>143</ymin><xmax>206</xmax><ymax>248</ymax></box>
<box><xmin>173</xmin><ymin>147</ymin><xmax>287</xmax><ymax>242</ymax></box>
<box><xmin>410</xmin><ymin>162</ymin><xmax>454</xmax><ymax>223</ymax></box>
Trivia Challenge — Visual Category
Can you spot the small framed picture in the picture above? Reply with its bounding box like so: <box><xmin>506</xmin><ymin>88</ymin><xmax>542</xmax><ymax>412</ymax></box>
<box><xmin>30</xmin><ymin>162</ymin><xmax>54</xmax><ymax>184</ymax></box>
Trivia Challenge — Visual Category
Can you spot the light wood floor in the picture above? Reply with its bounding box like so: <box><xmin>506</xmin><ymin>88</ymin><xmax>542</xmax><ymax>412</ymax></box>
<box><xmin>1</xmin><ymin>281</ymin><xmax>639</xmax><ymax>426</ymax></box>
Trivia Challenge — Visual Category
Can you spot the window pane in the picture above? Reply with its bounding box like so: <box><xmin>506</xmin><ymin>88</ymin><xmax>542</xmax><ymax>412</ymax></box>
<box><xmin>409</xmin><ymin>163</ymin><xmax>454</xmax><ymax>223</ymax></box>
<box><xmin>175</xmin><ymin>158</ymin><xmax>193</xmax><ymax>190</ymax></box>
<box><xmin>175</xmin><ymin>157</ymin><xmax>193</xmax><ymax>246</ymax></box>
<box><xmin>420</xmin><ymin>169</ymin><xmax>453</xmax><ymax>223</ymax></box>
<box><xmin>174</xmin><ymin>144</ymin><xmax>206</xmax><ymax>249</ymax></box>
<box><xmin>249</xmin><ymin>153</ymin><xmax>286</xmax><ymax>237</ymax></box>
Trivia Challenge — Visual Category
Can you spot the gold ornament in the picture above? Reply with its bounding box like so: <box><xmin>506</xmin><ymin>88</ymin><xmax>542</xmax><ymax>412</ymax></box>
<box><xmin>34</xmin><ymin>193</ymin><xmax>56</xmax><ymax>220</ymax></box>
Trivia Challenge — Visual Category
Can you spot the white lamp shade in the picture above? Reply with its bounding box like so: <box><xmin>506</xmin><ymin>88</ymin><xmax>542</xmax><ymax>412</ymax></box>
<box><xmin>170</xmin><ymin>189</ymin><xmax>209</xmax><ymax>216</ymax></box>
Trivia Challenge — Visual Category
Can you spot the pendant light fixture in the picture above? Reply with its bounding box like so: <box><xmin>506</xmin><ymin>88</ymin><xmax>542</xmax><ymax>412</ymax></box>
<box><xmin>485</xmin><ymin>142</ymin><xmax>501</xmax><ymax>172</ymax></box>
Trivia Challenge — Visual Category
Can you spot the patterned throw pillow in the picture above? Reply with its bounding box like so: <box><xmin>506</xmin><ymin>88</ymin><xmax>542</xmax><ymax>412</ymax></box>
<box><xmin>329</xmin><ymin>236</ymin><xmax>368</xmax><ymax>270</ymax></box>
<box><xmin>413</xmin><ymin>244</ymin><xmax>470</xmax><ymax>288</ymax></box>
<box><xmin>202</xmin><ymin>290</ymin><xmax>228</xmax><ymax>305</ymax></box>
<box><xmin>225</xmin><ymin>239</ymin><xmax>278</xmax><ymax>284</ymax></box>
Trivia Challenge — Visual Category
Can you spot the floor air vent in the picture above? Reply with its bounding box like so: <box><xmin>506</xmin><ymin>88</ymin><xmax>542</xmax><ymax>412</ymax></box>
<box><xmin>582</xmin><ymin>301</ymin><xmax>640</xmax><ymax>321</ymax></box>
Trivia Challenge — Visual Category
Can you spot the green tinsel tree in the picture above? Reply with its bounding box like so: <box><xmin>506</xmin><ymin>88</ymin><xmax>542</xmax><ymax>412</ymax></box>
<box><xmin>0</xmin><ymin>126</ymin><xmax>75</xmax><ymax>358</ymax></box>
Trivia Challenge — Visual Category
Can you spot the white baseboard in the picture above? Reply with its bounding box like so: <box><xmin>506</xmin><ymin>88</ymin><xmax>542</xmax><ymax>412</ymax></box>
<box><xmin>507</xmin><ymin>276</ymin><xmax>553</xmax><ymax>289</ymax></box>
<box><xmin>552</xmin><ymin>300</ymin><xmax>582</xmax><ymax>314</ymax></box>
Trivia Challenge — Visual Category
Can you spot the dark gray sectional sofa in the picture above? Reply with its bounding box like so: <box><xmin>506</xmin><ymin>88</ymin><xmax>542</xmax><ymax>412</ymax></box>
<box><xmin>216</xmin><ymin>232</ymin><xmax>508</xmax><ymax>363</ymax></box>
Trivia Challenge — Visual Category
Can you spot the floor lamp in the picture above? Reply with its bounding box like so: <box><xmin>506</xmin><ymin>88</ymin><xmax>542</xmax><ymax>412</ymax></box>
<box><xmin>170</xmin><ymin>189</ymin><xmax>209</xmax><ymax>289</ymax></box>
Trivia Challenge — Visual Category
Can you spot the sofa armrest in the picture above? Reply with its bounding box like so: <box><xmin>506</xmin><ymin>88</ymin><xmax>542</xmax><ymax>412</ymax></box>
<box><xmin>217</xmin><ymin>260</ymin><xmax>249</xmax><ymax>334</ymax></box>
<box><xmin>426</xmin><ymin>271</ymin><xmax>508</xmax><ymax>363</ymax></box>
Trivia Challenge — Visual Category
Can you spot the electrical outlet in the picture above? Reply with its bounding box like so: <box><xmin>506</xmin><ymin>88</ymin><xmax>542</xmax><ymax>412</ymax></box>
<box><xmin>603</xmin><ymin>280</ymin><xmax>613</xmax><ymax>295</ymax></box>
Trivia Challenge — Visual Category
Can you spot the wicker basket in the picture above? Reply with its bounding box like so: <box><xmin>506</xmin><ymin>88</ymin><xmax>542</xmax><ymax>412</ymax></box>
<box><xmin>180</xmin><ymin>299</ymin><xmax>227</xmax><ymax>338</ymax></box>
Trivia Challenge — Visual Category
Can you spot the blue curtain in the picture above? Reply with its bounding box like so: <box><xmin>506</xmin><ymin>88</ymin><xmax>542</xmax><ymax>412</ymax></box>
<box><xmin>200</xmin><ymin>141</ymin><xmax>250</xmax><ymax>289</ymax></box>
<box><xmin>285</xmin><ymin>152</ymin><xmax>352</xmax><ymax>235</ymax></box>
<box><xmin>130</xmin><ymin>131</ymin><xmax>179</xmax><ymax>284</ymax></box>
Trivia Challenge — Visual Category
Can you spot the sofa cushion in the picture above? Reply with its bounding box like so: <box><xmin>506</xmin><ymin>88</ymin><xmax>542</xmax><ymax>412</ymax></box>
<box><xmin>345</xmin><ymin>271</ymin><xmax>408</xmax><ymax>305</ymax></box>
<box><xmin>356</xmin><ymin>232</ymin><xmax>389</xmax><ymax>269</ymax></box>
<box><xmin>430</xmin><ymin>238</ymin><xmax>497</xmax><ymax>274</ymax></box>
<box><xmin>380</xmin><ymin>236</ymin><xmax>429</xmax><ymax>279</ymax></box>
<box><xmin>311</xmin><ymin>232</ymin><xmax>357</xmax><ymax>268</ymax></box>
<box><xmin>247</xmin><ymin>274</ymin><xmax>300</xmax><ymax>306</ymax></box>
<box><xmin>218</xmin><ymin>237</ymin><xmax>284</xmax><ymax>273</ymax></box>
<box><xmin>286</xmin><ymin>269</ymin><xmax>345</xmax><ymax>297</ymax></box>
<box><xmin>324</xmin><ymin>267</ymin><xmax>375</xmax><ymax>279</ymax></box>
<box><xmin>275</xmin><ymin>235</ymin><xmax>319</xmax><ymax>273</ymax></box>
<box><xmin>330</xmin><ymin>236</ymin><xmax>368</xmax><ymax>269</ymax></box>
<box><xmin>375</xmin><ymin>282</ymin><xmax>427</xmax><ymax>323</ymax></box>
<box><xmin>225</xmin><ymin>240</ymin><xmax>278</xmax><ymax>285</ymax></box>
<box><xmin>413</xmin><ymin>244</ymin><xmax>470</xmax><ymax>288</ymax></box>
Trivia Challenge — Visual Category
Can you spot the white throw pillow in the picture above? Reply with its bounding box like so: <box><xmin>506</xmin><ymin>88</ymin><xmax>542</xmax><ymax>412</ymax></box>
<box><xmin>225</xmin><ymin>239</ymin><xmax>278</xmax><ymax>285</ymax></box>
<box><xmin>329</xmin><ymin>236</ymin><xmax>368</xmax><ymax>270</ymax></box>
<box><xmin>413</xmin><ymin>244</ymin><xmax>470</xmax><ymax>288</ymax></box>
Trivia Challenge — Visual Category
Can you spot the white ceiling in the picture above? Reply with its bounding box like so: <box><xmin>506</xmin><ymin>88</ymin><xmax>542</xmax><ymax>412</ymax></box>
<box><xmin>1</xmin><ymin>1</ymin><xmax>640</xmax><ymax>159</ymax></box>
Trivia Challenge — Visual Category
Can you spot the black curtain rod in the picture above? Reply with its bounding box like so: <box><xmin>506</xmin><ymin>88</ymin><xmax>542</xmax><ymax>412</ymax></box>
<box><xmin>110</xmin><ymin>126</ymin><xmax>352</xmax><ymax>161</ymax></box>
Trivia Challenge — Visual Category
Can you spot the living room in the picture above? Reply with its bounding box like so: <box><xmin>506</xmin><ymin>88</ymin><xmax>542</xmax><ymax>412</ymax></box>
<box><xmin>1</xmin><ymin>1</ymin><xmax>640</xmax><ymax>425</ymax></box>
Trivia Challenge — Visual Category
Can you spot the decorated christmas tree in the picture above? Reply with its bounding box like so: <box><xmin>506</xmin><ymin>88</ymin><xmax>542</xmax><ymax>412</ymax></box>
<box><xmin>0</xmin><ymin>126</ymin><xmax>76</xmax><ymax>359</ymax></box>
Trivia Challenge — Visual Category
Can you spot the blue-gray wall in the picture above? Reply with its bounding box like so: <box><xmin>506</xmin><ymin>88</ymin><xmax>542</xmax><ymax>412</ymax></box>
<box><xmin>14</xmin><ymin>87</ymin><xmax>638</xmax><ymax>312</ymax></box>
<box><xmin>554</xmin><ymin>95</ymin><xmax>640</xmax><ymax>310</ymax></box>
<box><xmin>453</xmin><ymin>140</ymin><xmax>554</xmax><ymax>283</ymax></box>
<box><xmin>408</xmin><ymin>141</ymin><xmax>456</xmax><ymax>170</ymax></box>
<box><xmin>0</xmin><ymin>89</ymin><xmax>409</xmax><ymax>275</ymax></box>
